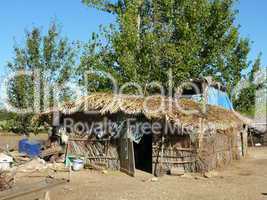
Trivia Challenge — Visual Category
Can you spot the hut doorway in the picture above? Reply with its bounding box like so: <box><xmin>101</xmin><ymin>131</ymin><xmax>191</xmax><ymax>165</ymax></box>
<box><xmin>133</xmin><ymin>134</ymin><xmax>152</xmax><ymax>174</ymax></box>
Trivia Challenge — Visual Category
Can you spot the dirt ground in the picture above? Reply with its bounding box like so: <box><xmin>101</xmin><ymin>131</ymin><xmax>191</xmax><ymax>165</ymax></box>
<box><xmin>48</xmin><ymin>147</ymin><xmax>267</xmax><ymax>200</ymax></box>
<box><xmin>1</xmin><ymin>134</ymin><xmax>267</xmax><ymax>200</ymax></box>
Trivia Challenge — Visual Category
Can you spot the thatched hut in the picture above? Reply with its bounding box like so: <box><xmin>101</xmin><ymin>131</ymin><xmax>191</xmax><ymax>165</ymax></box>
<box><xmin>34</xmin><ymin>93</ymin><xmax>248</xmax><ymax>176</ymax></box>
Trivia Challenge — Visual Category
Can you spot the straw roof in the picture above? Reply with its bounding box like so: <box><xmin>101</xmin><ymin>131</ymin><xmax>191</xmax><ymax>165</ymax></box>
<box><xmin>34</xmin><ymin>93</ymin><xmax>246</xmax><ymax>131</ymax></box>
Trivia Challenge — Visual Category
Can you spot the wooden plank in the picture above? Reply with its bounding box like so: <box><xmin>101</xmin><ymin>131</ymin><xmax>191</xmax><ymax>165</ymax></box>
<box><xmin>160</xmin><ymin>133</ymin><xmax>165</xmax><ymax>171</ymax></box>
<box><xmin>128</xmin><ymin>139</ymin><xmax>135</xmax><ymax>177</ymax></box>
<box><xmin>40</xmin><ymin>146</ymin><xmax>62</xmax><ymax>158</ymax></box>
<box><xmin>119</xmin><ymin>131</ymin><xmax>135</xmax><ymax>177</ymax></box>
<box><xmin>250</xmin><ymin>132</ymin><xmax>254</xmax><ymax>147</ymax></box>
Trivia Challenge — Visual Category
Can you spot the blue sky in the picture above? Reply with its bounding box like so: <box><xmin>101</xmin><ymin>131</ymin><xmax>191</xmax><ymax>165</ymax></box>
<box><xmin>0</xmin><ymin>0</ymin><xmax>266</xmax><ymax>80</ymax></box>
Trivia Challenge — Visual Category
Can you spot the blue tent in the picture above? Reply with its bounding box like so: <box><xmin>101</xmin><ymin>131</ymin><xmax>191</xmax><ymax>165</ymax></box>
<box><xmin>207</xmin><ymin>87</ymin><xmax>233</xmax><ymax>110</ymax></box>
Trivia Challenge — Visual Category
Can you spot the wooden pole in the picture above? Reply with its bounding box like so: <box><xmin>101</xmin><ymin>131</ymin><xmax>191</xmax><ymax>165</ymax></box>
<box><xmin>250</xmin><ymin>132</ymin><xmax>254</xmax><ymax>147</ymax></box>
<box><xmin>159</xmin><ymin>115</ymin><xmax>167</xmax><ymax>175</ymax></box>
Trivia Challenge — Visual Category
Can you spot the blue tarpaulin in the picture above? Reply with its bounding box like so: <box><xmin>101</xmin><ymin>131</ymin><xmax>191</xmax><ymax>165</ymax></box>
<box><xmin>207</xmin><ymin>87</ymin><xmax>233</xmax><ymax>110</ymax></box>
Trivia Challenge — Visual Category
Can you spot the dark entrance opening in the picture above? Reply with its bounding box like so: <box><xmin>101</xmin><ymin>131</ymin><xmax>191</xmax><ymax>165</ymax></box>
<box><xmin>133</xmin><ymin>134</ymin><xmax>152</xmax><ymax>173</ymax></box>
<box><xmin>181</xmin><ymin>81</ymin><xmax>203</xmax><ymax>98</ymax></box>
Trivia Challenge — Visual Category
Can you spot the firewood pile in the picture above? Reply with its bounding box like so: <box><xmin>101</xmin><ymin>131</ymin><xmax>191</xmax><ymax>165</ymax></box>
<box><xmin>0</xmin><ymin>171</ymin><xmax>15</xmax><ymax>191</ymax></box>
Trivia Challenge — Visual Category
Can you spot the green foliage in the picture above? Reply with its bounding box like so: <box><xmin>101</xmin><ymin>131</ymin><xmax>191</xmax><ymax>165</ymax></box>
<box><xmin>0</xmin><ymin>110</ymin><xmax>29</xmax><ymax>133</ymax></box>
<box><xmin>233</xmin><ymin>54</ymin><xmax>266</xmax><ymax>116</ymax></box>
<box><xmin>80</xmin><ymin>0</ymin><xmax>250</xmax><ymax>94</ymax></box>
<box><xmin>0</xmin><ymin>110</ymin><xmax>16</xmax><ymax>121</ymax></box>
<box><xmin>233</xmin><ymin>84</ymin><xmax>256</xmax><ymax>116</ymax></box>
<box><xmin>249</xmin><ymin>53</ymin><xmax>261</xmax><ymax>82</ymax></box>
<box><xmin>7</xmin><ymin>22</ymin><xmax>78</xmax><ymax>134</ymax></box>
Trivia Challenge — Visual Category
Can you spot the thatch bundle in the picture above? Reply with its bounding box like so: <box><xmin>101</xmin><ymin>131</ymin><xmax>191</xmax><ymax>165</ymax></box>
<box><xmin>34</xmin><ymin>92</ymin><xmax>244</xmax><ymax>131</ymax></box>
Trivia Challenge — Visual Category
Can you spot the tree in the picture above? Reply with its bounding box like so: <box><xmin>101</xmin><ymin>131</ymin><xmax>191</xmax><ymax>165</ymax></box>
<box><xmin>7</xmin><ymin>22</ymin><xmax>77</xmax><ymax>134</ymax></box>
<box><xmin>233</xmin><ymin>84</ymin><xmax>256</xmax><ymax>116</ymax></box>
<box><xmin>233</xmin><ymin>54</ymin><xmax>266</xmax><ymax>116</ymax></box>
<box><xmin>80</xmin><ymin>0</ymin><xmax>250</xmax><ymax>95</ymax></box>
<box><xmin>249</xmin><ymin>53</ymin><xmax>261</xmax><ymax>82</ymax></box>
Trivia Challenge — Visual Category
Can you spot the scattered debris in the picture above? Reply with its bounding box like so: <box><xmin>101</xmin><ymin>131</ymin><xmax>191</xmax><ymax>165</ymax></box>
<box><xmin>0</xmin><ymin>171</ymin><xmax>15</xmax><ymax>191</ymax></box>
<box><xmin>40</xmin><ymin>145</ymin><xmax>62</xmax><ymax>159</ymax></box>
<box><xmin>194</xmin><ymin>175</ymin><xmax>208</xmax><ymax>180</ymax></box>
<box><xmin>16</xmin><ymin>158</ymin><xmax>48</xmax><ymax>173</ymax></box>
<box><xmin>8</xmin><ymin>151</ymin><xmax>30</xmax><ymax>165</ymax></box>
<box><xmin>48</xmin><ymin>163</ymin><xmax>68</xmax><ymax>172</ymax></box>
<box><xmin>180</xmin><ymin>173</ymin><xmax>208</xmax><ymax>180</ymax></box>
<box><xmin>55</xmin><ymin>154</ymin><xmax>65</xmax><ymax>163</ymax></box>
<box><xmin>0</xmin><ymin>153</ymin><xmax>13</xmax><ymax>172</ymax></box>
<box><xmin>169</xmin><ymin>168</ymin><xmax>185</xmax><ymax>176</ymax></box>
<box><xmin>150</xmin><ymin>177</ymin><xmax>158</xmax><ymax>182</ymax></box>
<box><xmin>203</xmin><ymin>171</ymin><xmax>219</xmax><ymax>178</ymax></box>
<box><xmin>0</xmin><ymin>135</ymin><xmax>71</xmax><ymax>193</ymax></box>
<box><xmin>181</xmin><ymin>173</ymin><xmax>194</xmax><ymax>179</ymax></box>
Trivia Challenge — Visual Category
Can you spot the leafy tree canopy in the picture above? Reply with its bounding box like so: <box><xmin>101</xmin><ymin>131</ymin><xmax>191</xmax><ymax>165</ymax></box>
<box><xmin>80</xmin><ymin>0</ymin><xmax>250</xmax><ymax>95</ymax></box>
<box><xmin>7</xmin><ymin>22</ymin><xmax>78</xmax><ymax>133</ymax></box>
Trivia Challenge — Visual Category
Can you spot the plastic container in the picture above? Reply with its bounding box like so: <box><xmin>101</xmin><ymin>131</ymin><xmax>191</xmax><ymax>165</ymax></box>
<box><xmin>0</xmin><ymin>153</ymin><xmax>13</xmax><ymax>171</ymax></box>
<box><xmin>72</xmin><ymin>159</ymin><xmax>84</xmax><ymax>171</ymax></box>
<box><xmin>24</xmin><ymin>140</ymin><xmax>41</xmax><ymax>157</ymax></box>
<box><xmin>0</xmin><ymin>161</ymin><xmax>10</xmax><ymax>171</ymax></box>
<box><xmin>19</xmin><ymin>138</ymin><xmax>29</xmax><ymax>153</ymax></box>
